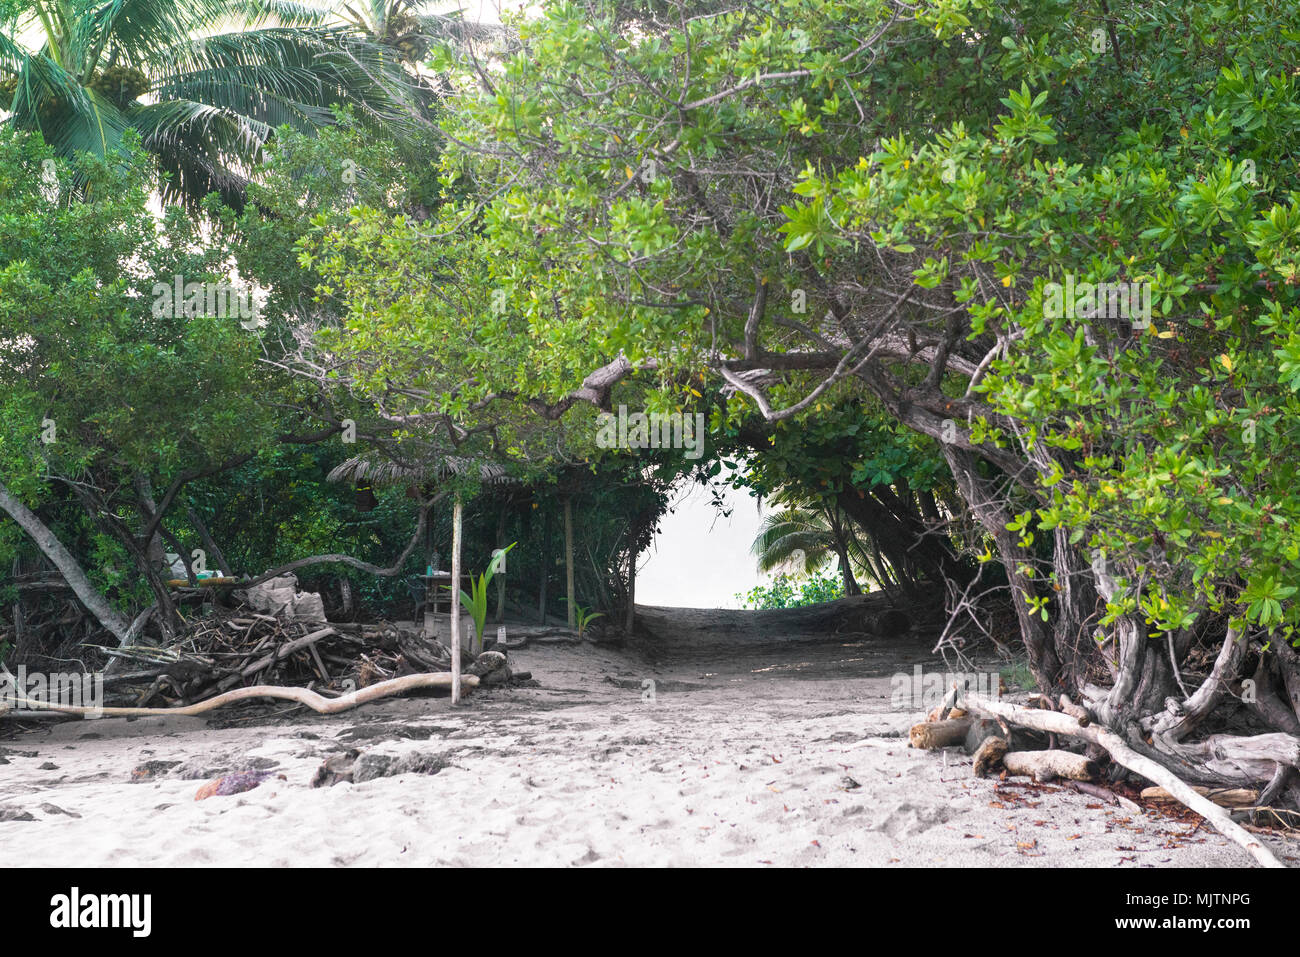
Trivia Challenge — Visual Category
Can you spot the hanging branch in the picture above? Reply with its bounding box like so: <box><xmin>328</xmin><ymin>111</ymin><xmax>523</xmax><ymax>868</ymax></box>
<box><xmin>239</xmin><ymin>495</ymin><xmax>441</xmax><ymax>589</ymax></box>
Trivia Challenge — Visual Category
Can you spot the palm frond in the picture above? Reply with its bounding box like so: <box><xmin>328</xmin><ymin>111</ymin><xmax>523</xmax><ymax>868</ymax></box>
<box><xmin>81</xmin><ymin>0</ymin><xmax>242</xmax><ymax>65</ymax></box>
<box><xmin>153</xmin><ymin>27</ymin><xmax>421</xmax><ymax>130</ymax></box>
<box><xmin>6</xmin><ymin>57</ymin><xmax>132</xmax><ymax>162</ymax></box>
<box><xmin>130</xmin><ymin>98</ymin><xmax>261</xmax><ymax>208</ymax></box>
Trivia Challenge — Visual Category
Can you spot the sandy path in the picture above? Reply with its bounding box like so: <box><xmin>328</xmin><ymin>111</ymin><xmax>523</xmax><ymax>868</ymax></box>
<box><xmin>1</xmin><ymin>606</ymin><xmax>1294</xmax><ymax>867</ymax></box>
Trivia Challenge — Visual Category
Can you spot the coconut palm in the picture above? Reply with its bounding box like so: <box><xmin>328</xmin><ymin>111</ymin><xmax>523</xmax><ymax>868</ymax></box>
<box><xmin>750</xmin><ymin>495</ymin><xmax>872</xmax><ymax>597</ymax></box>
<box><xmin>0</xmin><ymin>0</ymin><xmax>424</xmax><ymax>209</ymax></box>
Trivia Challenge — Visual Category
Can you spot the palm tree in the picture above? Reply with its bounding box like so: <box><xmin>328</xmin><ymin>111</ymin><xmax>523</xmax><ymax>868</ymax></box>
<box><xmin>0</xmin><ymin>0</ymin><xmax>423</xmax><ymax>209</ymax></box>
<box><xmin>750</xmin><ymin>495</ymin><xmax>870</xmax><ymax>597</ymax></box>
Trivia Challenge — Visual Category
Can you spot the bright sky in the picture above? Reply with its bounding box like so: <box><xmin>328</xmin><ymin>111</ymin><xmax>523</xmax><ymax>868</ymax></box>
<box><xmin>637</xmin><ymin>474</ymin><xmax>767</xmax><ymax>610</ymax></box>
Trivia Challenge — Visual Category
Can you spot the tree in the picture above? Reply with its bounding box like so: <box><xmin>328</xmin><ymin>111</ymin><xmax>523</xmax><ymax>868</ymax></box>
<box><xmin>0</xmin><ymin>0</ymin><xmax>421</xmax><ymax>208</ymax></box>
<box><xmin>304</xmin><ymin>0</ymin><xmax>1300</xmax><ymax>799</ymax></box>
<box><xmin>749</xmin><ymin>496</ymin><xmax>865</xmax><ymax>596</ymax></box>
<box><xmin>0</xmin><ymin>129</ymin><xmax>280</xmax><ymax>638</ymax></box>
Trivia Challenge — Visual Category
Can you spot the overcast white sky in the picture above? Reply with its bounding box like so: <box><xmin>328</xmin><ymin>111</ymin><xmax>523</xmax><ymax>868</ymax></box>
<box><xmin>637</xmin><ymin>475</ymin><xmax>767</xmax><ymax>609</ymax></box>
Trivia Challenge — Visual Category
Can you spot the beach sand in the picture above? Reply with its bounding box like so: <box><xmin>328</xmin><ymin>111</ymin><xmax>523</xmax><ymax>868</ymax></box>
<box><xmin>1</xmin><ymin>606</ymin><xmax>1293</xmax><ymax>867</ymax></box>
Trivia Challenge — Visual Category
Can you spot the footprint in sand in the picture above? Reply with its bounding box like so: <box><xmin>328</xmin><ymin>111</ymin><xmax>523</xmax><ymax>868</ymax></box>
<box><xmin>868</xmin><ymin>802</ymin><xmax>953</xmax><ymax>838</ymax></box>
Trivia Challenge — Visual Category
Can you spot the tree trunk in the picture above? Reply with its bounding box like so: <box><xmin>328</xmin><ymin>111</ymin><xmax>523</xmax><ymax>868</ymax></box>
<box><xmin>827</xmin><ymin>510</ymin><xmax>861</xmax><ymax>596</ymax></box>
<box><xmin>159</xmin><ymin>523</ymin><xmax>197</xmax><ymax>586</ymax></box>
<box><xmin>943</xmin><ymin>448</ymin><xmax>1061</xmax><ymax>691</ymax></box>
<box><xmin>626</xmin><ymin>542</ymin><xmax>637</xmax><ymax>633</ymax></box>
<box><xmin>132</xmin><ymin>475</ymin><xmax>183</xmax><ymax>639</ymax></box>
<box><xmin>186</xmin><ymin>504</ymin><xmax>232</xmax><ymax>577</ymax></box>
<box><xmin>0</xmin><ymin>479</ymin><xmax>130</xmax><ymax>642</ymax></box>
<box><xmin>450</xmin><ymin>495</ymin><xmax>463</xmax><ymax>705</ymax></box>
<box><xmin>564</xmin><ymin>497</ymin><xmax>575</xmax><ymax>629</ymax></box>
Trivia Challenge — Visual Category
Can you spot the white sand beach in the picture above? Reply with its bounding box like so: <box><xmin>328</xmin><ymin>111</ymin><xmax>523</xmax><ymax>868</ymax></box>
<box><xmin>1</xmin><ymin>606</ymin><xmax>1293</xmax><ymax>867</ymax></box>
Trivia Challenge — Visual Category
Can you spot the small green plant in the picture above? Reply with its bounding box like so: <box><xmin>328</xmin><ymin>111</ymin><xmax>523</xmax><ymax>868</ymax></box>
<box><xmin>563</xmin><ymin>599</ymin><xmax>605</xmax><ymax>638</ymax></box>
<box><xmin>460</xmin><ymin>542</ymin><xmax>516</xmax><ymax>653</ymax></box>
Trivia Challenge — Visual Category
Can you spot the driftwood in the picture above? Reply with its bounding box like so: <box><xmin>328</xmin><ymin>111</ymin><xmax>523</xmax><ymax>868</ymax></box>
<box><xmin>910</xmin><ymin>717</ymin><xmax>972</xmax><ymax>749</ymax></box>
<box><xmin>4</xmin><ymin>671</ymin><xmax>479</xmax><ymax>719</ymax></box>
<box><xmin>1069</xmin><ymin>781</ymin><xmax>1142</xmax><ymax>813</ymax></box>
<box><xmin>1057</xmin><ymin>694</ymin><xmax>1092</xmax><ymax>727</ymax></box>
<box><xmin>99</xmin><ymin>608</ymin><xmax>455</xmax><ymax>709</ymax></box>
<box><xmin>964</xmin><ymin>692</ymin><xmax>1284</xmax><ymax>868</ymax></box>
<box><xmin>972</xmin><ymin>735</ymin><xmax>1007</xmax><ymax>777</ymax></box>
<box><xmin>1141</xmin><ymin>786</ymin><xmax>1259</xmax><ymax>808</ymax></box>
<box><xmin>1003</xmin><ymin>750</ymin><xmax>1099</xmax><ymax>782</ymax></box>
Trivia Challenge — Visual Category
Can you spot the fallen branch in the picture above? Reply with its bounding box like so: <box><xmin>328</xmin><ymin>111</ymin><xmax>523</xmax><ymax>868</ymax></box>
<box><xmin>964</xmin><ymin>693</ymin><xmax>1285</xmax><ymax>868</ymax></box>
<box><xmin>2</xmin><ymin>671</ymin><xmax>478</xmax><ymax>719</ymax></box>
<box><xmin>238</xmin><ymin>627</ymin><xmax>337</xmax><ymax>678</ymax></box>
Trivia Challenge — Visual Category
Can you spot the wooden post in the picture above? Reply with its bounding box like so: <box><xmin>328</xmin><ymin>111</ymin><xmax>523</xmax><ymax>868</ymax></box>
<box><xmin>495</xmin><ymin>510</ymin><xmax>507</xmax><ymax>624</ymax></box>
<box><xmin>422</xmin><ymin>502</ymin><xmax>436</xmax><ymax>639</ymax></box>
<box><xmin>625</xmin><ymin>544</ymin><xmax>637</xmax><ymax>634</ymax></box>
<box><xmin>450</xmin><ymin>495</ymin><xmax>463</xmax><ymax>705</ymax></box>
<box><xmin>537</xmin><ymin>509</ymin><xmax>548</xmax><ymax>623</ymax></box>
<box><xmin>564</xmin><ymin>497</ymin><xmax>575</xmax><ymax>629</ymax></box>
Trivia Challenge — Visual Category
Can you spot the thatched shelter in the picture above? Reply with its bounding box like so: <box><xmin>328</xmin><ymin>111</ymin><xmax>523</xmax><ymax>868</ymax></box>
<box><xmin>326</xmin><ymin>454</ymin><xmax>517</xmax><ymax>490</ymax></box>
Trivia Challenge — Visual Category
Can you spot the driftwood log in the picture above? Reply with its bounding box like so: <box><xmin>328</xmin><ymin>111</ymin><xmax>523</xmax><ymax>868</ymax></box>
<box><xmin>964</xmin><ymin>692</ymin><xmax>1284</xmax><ymax>868</ymax></box>
<box><xmin>1141</xmin><ymin>786</ymin><xmax>1259</xmax><ymax>808</ymax></box>
<box><xmin>910</xmin><ymin>717</ymin><xmax>972</xmax><ymax>749</ymax></box>
<box><xmin>1003</xmin><ymin>750</ymin><xmax>1099</xmax><ymax>782</ymax></box>
<box><xmin>972</xmin><ymin>735</ymin><xmax>1008</xmax><ymax>777</ymax></box>
<box><xmin>1</xmin><ymin>671</ymin><xmax>478</xmax><ymax>719</ymax></box>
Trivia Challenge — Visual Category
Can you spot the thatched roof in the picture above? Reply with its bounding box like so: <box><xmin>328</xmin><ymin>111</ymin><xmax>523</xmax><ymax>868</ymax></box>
<box><xmin>326</xmin><ymin>454</ymin><xmax>516</xmax><ymax>488</ymax></box>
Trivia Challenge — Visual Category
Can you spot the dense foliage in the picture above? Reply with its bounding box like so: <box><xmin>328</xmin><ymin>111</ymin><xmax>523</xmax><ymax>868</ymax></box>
<box><xmin>736</xmin><ymin>569</ymin><xmax>845</xmax><ymax>610</ymax></box>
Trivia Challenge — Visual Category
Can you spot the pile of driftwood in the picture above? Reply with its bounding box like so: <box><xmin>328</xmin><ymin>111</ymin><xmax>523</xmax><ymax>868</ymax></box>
<box><xmin>104</xmin><ymin>608</ymin><xmax>458</xmax><ymax>709</ymax></box>
<box><xmin>910</xmin><ymin>687</ymin><xmax>1287</xmax><ymax>868</ymax></box>
<box><xmin>0</xmin><ymin>607</ymin><xmax>510</xmax><ymax>721</ymax></box>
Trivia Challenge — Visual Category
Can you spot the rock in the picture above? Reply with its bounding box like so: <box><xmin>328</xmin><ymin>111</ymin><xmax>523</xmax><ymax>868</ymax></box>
<box><xmin>240</xmin><ymin>575</ymin><xmax>298</xmax><ymax>615</ymax></box>
<box><xmin>312</xmin><ymin>748</ymin><xmax>446</xmax><ymax>787</ymax></box>
<box><xmin>353</xmin><ymin>751</ymin><xmax>446</xmax><ymax>783</ymax></box>
<box><xmin>291</xmin><ymin>591</ymin><xmax>327</xmax><ymax>623</ymax></box>
<box><xmin>194</xmin><ymin>770</ymin><xmax>281</xmax><ymax>800</ymax></box>
<box><xmin>468</xmin><ymin>651</ymin><xmax>509</xmax><ymax>679</ymax></box>
<box><xmin>0</xmin><ymin>808</ymin><xmax>35</xmax><ymax>822</ymax></box>
<box><xmin>130</xmin><ymin>759</ymin><xmax>182</xmax><ymax>782</ymax></box>
<box><xmin>311</xmin><ymin>749</ymin><xmax>359</xmax><ymax>788</ymax></box>
<box><xmin>239</xmin><ymin>573</ymin><xmax>326</xmax><ymax>622</ymax></box>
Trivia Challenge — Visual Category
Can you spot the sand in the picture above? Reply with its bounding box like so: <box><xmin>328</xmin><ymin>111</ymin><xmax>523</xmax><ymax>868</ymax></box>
<box><xmin>1</xmin><ymin>605</ymin><xmax>1294</xmax><ymax>867</ymax></box>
